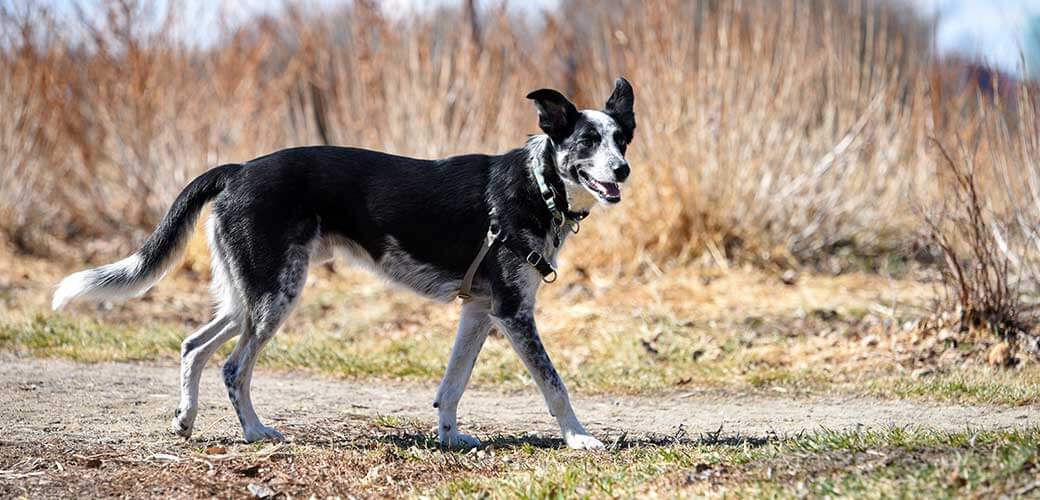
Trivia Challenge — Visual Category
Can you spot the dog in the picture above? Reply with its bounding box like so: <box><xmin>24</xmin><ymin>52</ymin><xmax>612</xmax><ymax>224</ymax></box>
<box><xmin>52</xmin><ymin>77</ymin><xmax>636</xmax><ymax>450</ymax></box>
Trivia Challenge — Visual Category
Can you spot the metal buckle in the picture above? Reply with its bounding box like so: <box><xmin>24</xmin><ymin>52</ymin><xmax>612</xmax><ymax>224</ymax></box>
<box><xmin>525</xmin><ymin>252</ymin><xmax>557</xmax><ymax>283</ymax></box>
<box><xmin>552</xmin><ymin>210</ymin><xmax>565</xmax><ymax>228</ymax></box>
<box><xmin>567</xmin><ymin>219</ymin><xmax>580</xmax><ymax>234</ymax></box>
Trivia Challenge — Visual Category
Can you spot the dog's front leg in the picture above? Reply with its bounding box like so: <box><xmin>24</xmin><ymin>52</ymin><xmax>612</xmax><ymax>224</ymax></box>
<box><xmin>492</xmin><ymin>307</ymin><xmax>604</xmax><ymax>450</ymax></box>
<box><xmin>435</xmin><ymin>300</ymin><xmax>492</xmax><ymax>448</ymax></box>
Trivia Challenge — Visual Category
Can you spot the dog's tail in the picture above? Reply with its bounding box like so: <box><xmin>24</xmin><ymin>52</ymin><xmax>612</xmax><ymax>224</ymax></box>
<box><xmin>52</xmin><ymin>163</ymin><xmax>243</xmax><ymax>311</ymax></box>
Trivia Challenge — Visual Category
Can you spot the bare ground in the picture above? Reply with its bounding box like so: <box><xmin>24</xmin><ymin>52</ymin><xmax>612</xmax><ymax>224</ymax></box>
<box><xmin>5</xmin><ymin>356</ymin><xmax>1038</xmax><ymax>444</ymax></box>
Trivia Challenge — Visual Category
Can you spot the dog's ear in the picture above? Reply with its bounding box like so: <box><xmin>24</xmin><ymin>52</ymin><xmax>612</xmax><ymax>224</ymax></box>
<box><xmin>604</xmin><ymin>77</ymin><xmax>636</xmax><ymax>142</ymax></box>
<box><xmin>526</xmin><ymin>88</ymin><xmax>579</xmax><ymax>143</ymax></box>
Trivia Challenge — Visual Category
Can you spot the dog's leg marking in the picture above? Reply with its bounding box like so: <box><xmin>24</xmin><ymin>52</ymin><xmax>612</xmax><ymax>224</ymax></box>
<box><xmin>172</xmin><ymin>314</ymin><xmax>240</xmax><ymax>437</ymax></box>
<box><xmin>222</xmin><ymin>243</ymin><xmax>310</xmax><ymax>443</ymax></box>
<box><xmin>493</xmin><ymin>311</ymin><xmax>604</xmax><ymax>450</ymax></box>
<box><xmin>435</xmin><ymin>301</ymin><xmax>492</xmax><ymax>448</ymax></box>
<box><xmin>171</xmin><ymin>216</ymin><xmax>248</xmax><ymax>438</ymax></box>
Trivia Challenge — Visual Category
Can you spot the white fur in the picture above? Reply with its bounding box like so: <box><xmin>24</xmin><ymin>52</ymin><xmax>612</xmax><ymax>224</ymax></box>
<box><xmin>526</xmin><ymin>134</ymin><xmax>598</xmax><ymax>213</ymax></box>
<box><xmin>207</xmin><ymin>216</ymin><xmax>245</xmax><ymax>319</ymax></box>
<box><xmin>435</xmin><ymin>301</ymin><xmax>492</xmax><ymax>448</ymax></box>
<box><xmin>51</xmin><ymin>254</ymin><xmax>150</xmax><ymax>310</ymax></box>
<box><xmin>313</xmin><ymin>234</ymin><xmax>461</xmax><ymax>302</ymax></box>
<box><xmin>172</xmin><ymin>315</ymin><xmax>239</xmax><ymax>437</ymax></box>
<box><xmin>52</xmin><ymin>212</ymin><xmax>198</xmax><ymax>311</ymax></box>
<box><xmin>579</xmin><ymin>109</ymin><xmax>626</xmax><ymax>198</ymax></box>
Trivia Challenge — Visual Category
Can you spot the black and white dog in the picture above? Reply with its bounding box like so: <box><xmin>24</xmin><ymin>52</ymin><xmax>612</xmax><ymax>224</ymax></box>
<box><xmin>52</xmin><ymin>78</ymin><xmax>635</xmax><ymax>450</ymax></box>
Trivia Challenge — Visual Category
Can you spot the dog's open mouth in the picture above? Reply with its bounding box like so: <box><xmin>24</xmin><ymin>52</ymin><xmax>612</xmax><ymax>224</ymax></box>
<box><xmin>577</xmin><ymin>170</ymin><xmax>621</xmax><ymax>204</ymax></box>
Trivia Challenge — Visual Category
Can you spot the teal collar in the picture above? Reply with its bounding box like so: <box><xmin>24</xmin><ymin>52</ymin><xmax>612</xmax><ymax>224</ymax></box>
<box><xmin>531</xmin><ymin>145</ymin><xmax>589</xmax><ymax>233</ymax></box>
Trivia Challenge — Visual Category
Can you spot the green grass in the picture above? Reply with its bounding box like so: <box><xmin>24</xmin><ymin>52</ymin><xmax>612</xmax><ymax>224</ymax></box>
<box><xmin>427</xmin><ymin>428</ymin><xmax>1040</xmax><ymax>499</ymax></box>
<box><xmin>434</xmin><ymin>446</ymin><xmax>709</xmax><ymax>499</ymax></box>
<box><xmin>722</xmin><ymin>428</ymin><xmax>1040</xmax><ymax>499</ymax></box>
<box><xmin>0</xmin><ymin>313</ymin><xmax>185</xmax><ymax>362</ymax></box>
<box><xmin>4</xmin><ymin>311</ymin><xmax>1040</xmax><ymax>407</ymax></box>
<box><xmin>867</xmin><ymin>369</ymin><xmax>1040</xmax><ymax>406</ymax></box>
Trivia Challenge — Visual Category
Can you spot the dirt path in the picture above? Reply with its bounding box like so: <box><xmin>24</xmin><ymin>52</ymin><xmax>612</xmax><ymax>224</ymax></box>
<box><xmin>4</xmin><ymin>356</ymin><xmax>1038</xmax><ymax>445</ymax></box>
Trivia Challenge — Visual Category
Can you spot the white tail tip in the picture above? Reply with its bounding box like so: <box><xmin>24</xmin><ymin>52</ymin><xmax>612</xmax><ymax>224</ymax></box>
<box><xmin>52</xmin><ymin>270</ymin><xmax>92</xmax><ymax>310</ymax></box>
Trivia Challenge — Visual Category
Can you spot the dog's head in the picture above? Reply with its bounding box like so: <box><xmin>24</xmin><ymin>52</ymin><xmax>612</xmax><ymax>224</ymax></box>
<box><xmin>527</xmin><ymin>77</ymin><xmax>636</xmax><ymax>205</ymax></box>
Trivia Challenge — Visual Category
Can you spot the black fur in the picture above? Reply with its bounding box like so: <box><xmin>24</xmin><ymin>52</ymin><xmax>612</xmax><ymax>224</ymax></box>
<box><xmin>527</xmin><ymin>89</ymin><xmax>580</xmax><ymax>142</ymax></box>
<box><xmin>88</xmin><ymin>163</ymin><xmax>241</xmax><ymax>291</ymax></box>
<box><xmin>205</xmin><ymin>144</ymin><xmax>562</xmax><ymax>308</ymax></box>
<box><xmin>604</xmin><ymin>77</ymin><xmax>636</xmax><ymax>142</ymax></box>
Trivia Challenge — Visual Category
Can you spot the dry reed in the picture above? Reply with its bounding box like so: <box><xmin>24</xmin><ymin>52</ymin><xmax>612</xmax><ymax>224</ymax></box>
<box><xmin>0</xmin><ymin>0</ymin><xmax>1036</xmax><ymax>286</ymax></box>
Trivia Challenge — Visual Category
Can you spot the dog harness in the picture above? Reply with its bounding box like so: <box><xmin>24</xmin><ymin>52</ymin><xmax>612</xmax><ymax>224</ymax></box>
<box><xmin>457</xmin><ymin>161</ymin><xmax>588</xmax><ymax>301</ymax></box>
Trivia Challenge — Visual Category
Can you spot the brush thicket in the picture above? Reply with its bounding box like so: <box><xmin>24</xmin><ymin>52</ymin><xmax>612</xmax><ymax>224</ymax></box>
<box><xmin>0</xmin><ymin>0</ymin><xmax>1036</xmax><ymax>286</ymax></box>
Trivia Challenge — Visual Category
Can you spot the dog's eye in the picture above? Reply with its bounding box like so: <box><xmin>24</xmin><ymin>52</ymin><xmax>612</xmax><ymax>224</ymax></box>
<box><xmin>577</xmin><ymin>134</ymin><xmax>599</xmax><ymax>147</ymax></box>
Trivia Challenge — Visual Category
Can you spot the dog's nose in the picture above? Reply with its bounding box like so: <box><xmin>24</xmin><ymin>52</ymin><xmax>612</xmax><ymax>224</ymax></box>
<box><xmin>613</xmin><ymin>162</ymin><xmax>630</xmax><ymax>182</ymax></box>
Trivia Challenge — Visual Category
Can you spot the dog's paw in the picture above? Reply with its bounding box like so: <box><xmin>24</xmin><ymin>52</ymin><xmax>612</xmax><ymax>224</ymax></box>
<box><xmin>171</xmin><ymin>408</ymin><xmax>194</xmax><ymax>439</ymax></box>
<box><xmin>243</xmin><ymin>425</ymin><xmax>286</xmax><ymax>443</ymax></box>
<box><xmin>439</xmin><ymin>432</ymin><xmax>481</xmax><ymax>449</ymax></box>
<box><xmin>564</xmin><ymin>433</ymin><xmax>605</xmax><ymax>450</ymax></box>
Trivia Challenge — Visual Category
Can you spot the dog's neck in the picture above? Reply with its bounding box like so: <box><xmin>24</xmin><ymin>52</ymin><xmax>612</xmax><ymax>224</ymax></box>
<box><xmin>524</xmin><ymin>135</ymin><xmax>598</xmax><ymax>215</ymax></box>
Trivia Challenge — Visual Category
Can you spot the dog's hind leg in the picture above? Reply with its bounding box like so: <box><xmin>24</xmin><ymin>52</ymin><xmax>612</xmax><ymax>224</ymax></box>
<box><xmin>222</xmin><ymin>242</ymin><xmax>311</xmax><ymax>443</ymax></box>
<box><xmin>435</xmin><ymin>300</ymin><xmax>492</xmax><ymax>448</ymax></box>
<box><xmin>172</xmin><ymin>314</ymin><xmax>240</xmax><ymax>437</ymax></box>
<box><xmin>171</xmin><ymin>215</ymin><xmax>247</xmax><ymax>438</ymax></box>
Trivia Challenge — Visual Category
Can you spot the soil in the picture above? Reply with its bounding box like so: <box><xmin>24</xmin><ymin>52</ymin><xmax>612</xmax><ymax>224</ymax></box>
<box><xmin>5</xmin><ymin>355</ymin><xmax>1038</xmax><ymax>444</ymax></box>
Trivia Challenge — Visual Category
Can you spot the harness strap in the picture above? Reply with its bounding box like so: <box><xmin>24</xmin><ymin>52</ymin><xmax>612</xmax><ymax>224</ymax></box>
<box><xmin>457</xmin><ymin>208</ymin><xmax>558</xmax><ymax>300</ymax></box>
<box><xmin>458</xmin><ymin>209</ymin><xmax>500</xmax><ymax>301</ymax></box>
<box><xmin>500</xmin><ymin>237</ymin><xmax>557</xmax><ymax>283</ymax></box>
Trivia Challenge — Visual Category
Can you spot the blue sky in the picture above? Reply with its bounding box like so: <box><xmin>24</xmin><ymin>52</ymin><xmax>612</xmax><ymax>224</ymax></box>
<box><xmin>31</xmin><ymin>0</ymin><xmax>1040</xmax><ymax>79</ymax></box>
<box><xmin>901</xmin><ymin>0</ymin><xmax>1040</xmax><ymax>77</ymax></box>
<box><xmin>32</xmin><ymin>0</ymin><xmax>558</xmax><ymax>48</ymax></box>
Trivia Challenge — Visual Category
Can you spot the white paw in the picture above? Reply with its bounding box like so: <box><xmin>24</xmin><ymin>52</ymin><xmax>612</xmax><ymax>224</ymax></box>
<box><xmin>439</xmin><ymin>431</ymin><xmax>481</xmax><ymax>449</ymax></box>
<box><xmin>171</xmin><ymin>408</ymin><xmax>195</xmax><ymax>438</ymax></box>
<box><xmin>243</xmin><ymin>425</ymin><xmax>286</xmax><ymax>443</ymax></box>
<box><xmin>565</xmin><ymin>433</ymin><xmax>605</xmax><ymax>450</ymax></box>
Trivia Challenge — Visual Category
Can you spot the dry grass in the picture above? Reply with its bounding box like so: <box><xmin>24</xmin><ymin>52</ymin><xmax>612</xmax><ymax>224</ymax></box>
<box><xmin>4</xmin><ymin>416</ymin><xmax>1040</xmax><ymax>498</ymax></box>
<box><xmin>920</xmin><ymin>134</ymin><xmax>1040</xmax><ymax>362</ymax></box>
<box><xmin>1</xmin><ymin>0</ymin><xmax>1036</xmax><ymax>278</ymax></box>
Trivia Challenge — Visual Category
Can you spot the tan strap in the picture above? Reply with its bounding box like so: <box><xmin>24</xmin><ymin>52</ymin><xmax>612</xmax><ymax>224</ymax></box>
<box><xmin>458</xmin><ymin>231</ymin><xmax>493</xmax><ymax>300</ymax></box>
<box><xmin>458</xmin><ymin>209</ymin><xmax>501</xmax><ymax>301</ymax></box>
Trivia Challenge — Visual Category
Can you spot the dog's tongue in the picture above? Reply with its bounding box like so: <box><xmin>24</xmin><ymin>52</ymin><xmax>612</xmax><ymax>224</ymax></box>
<box><xmin>592</xmin><ymin>180</ymin><xmax>621</xmax><ymax>202</ymax></box>
<box><xmin>579</xmin><ymin>171</ymin><xmax>622</xmax><ymax>202</ymax></box>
